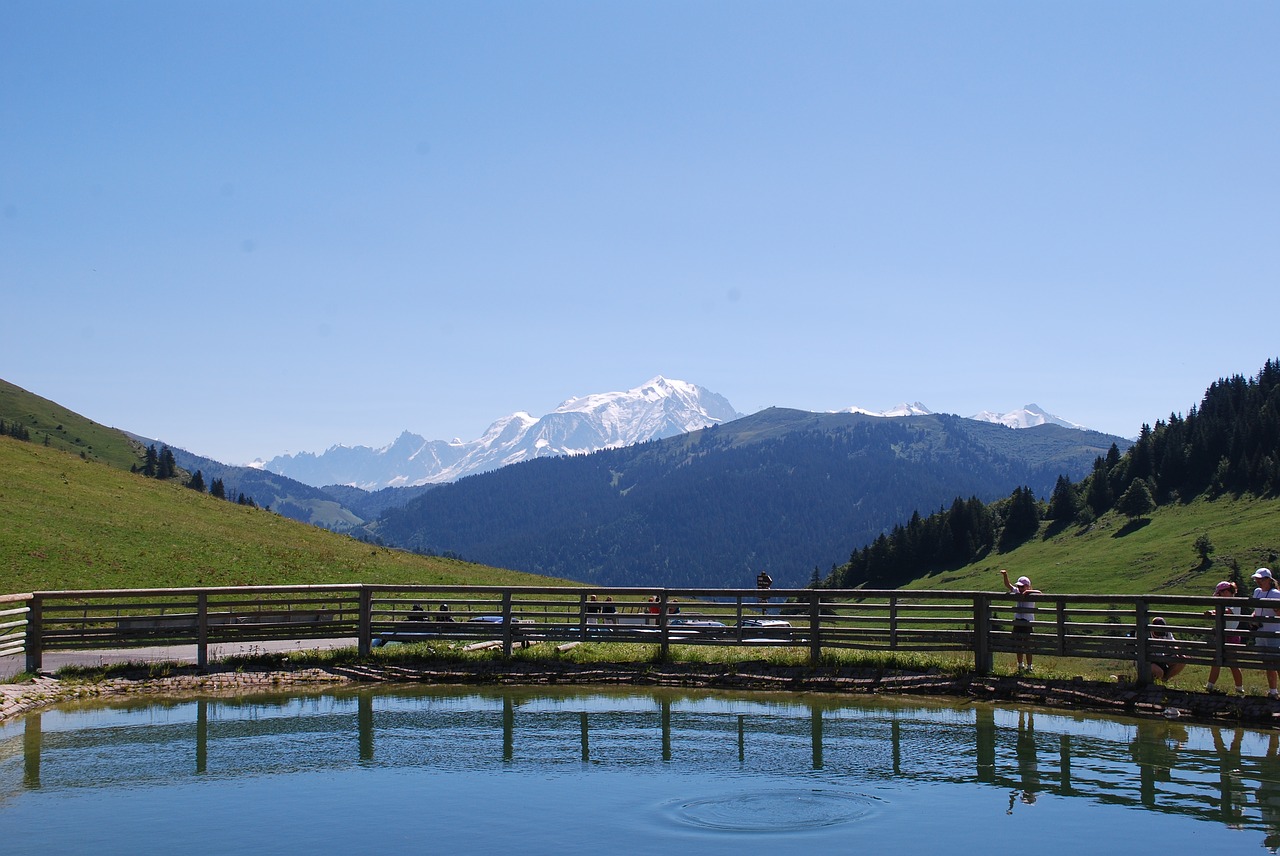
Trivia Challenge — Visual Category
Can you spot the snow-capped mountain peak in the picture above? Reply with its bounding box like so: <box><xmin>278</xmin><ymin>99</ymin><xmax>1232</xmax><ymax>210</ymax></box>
<box><xmin>835</xmin><ymin>401</ymin><xmax>934</xmax><ymax>418</ymax></box>
<box><xmin>263</xmin><ymin>377</ymin><xmax>742</xmax><ymax>490</ymax></box>
<box><xmin>968</xmin><ymin>403</ymin><xmax>1085</xmax><ymax>430</ymax></box>
<box><xmin>835</xmin><ymin>400</ymin><xmax>1085</xmax><ymax>431</ymax></box>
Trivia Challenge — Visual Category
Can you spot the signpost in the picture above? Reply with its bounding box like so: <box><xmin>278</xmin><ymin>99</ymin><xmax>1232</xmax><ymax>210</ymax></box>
<box><xmin>756</xmin><ymin>571</ymin><xmax>772</xmax><ymax>614</ymax></box>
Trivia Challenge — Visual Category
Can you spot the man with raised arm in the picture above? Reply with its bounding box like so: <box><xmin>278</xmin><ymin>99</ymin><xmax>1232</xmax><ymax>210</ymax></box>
<box><xmin>1000</xmin><ymin>569</ymin><xmax>1041</xmax><ymax>673</ymax></box>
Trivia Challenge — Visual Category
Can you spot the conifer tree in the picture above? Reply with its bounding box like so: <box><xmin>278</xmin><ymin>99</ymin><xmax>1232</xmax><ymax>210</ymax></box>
<box><xmin>998</xmin><ymin>486</ymin><xmax>1040</xmax><ymax>552</ymax></box>
<box><xmin>1116</xmin><ymin>479</ymin><xmax>1155</xmax><ymax>522</ymax></box>
<box><xmin>158</xmin><ymin>446</ymin><xmax>177</xmax><ymax>479</ymax></box>
<box><xmin>1046</xmin><ymin>475</ymin><xmax>1080</xmax><ymax>521</ymax></box>
<box><xmin>1084</xmin><ymin>456</ymin><xmax>1113</xmax><ymax>517</ymax></box>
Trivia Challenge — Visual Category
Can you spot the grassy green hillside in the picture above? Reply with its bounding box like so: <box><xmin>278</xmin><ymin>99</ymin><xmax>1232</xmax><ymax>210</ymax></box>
<box><xmin>0</xmin><ymin>436</ymin><xmax>570</xmax><ymax>594</ymax></box>
<box><xmin>907</xmin><ymin>495</ymin><xmax>1280</xmax><ymax>597</ymax></box>
<box><xmin>0</xmin><ymin>379</ymin><xmax>146</xmax><ymax>471</ymax></box>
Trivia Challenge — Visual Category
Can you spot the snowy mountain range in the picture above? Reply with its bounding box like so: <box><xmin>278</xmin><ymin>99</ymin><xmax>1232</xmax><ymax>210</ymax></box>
<box><xmin>259</xmin><ymin>377</ymin><xmax>742</xmax><ymax>490</ymax></box>
<box><xmin>258</xmin><ymin>378</ymin><xmax>1087</xmax><ymax>491</ymax></box>
<box><xmin>840</xmin><ymin>401</ymin><xmax>1086</xmax><ymax>431</ymax></box>
<box><xmin>967</xmin><ymin>403</ymin><xmax>1087</xmax><ymax>431</ymax></box>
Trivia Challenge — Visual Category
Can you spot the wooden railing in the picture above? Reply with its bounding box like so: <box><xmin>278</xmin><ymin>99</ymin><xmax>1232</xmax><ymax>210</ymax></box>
<box><xmin>6</xmin><ymin>584</ymin><xmax>1279</xmax><ymax>682</ymax></box>
<box><xmin>0</xmin><ymin>592</ymin><xmax>32</xmax><ymax>661</ymax></box>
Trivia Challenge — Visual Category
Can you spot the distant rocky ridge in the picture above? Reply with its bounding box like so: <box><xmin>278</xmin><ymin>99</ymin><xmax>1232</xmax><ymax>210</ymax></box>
<box><xmin>260</xmin><ymin>377</ymin><xmax>1090</xmax><ymax>491</ymax></box>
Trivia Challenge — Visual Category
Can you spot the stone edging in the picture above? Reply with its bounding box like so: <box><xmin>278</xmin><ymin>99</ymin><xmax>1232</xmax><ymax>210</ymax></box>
<box><xmin>0</xmin><ymin>669</ymin><xmax>348</xmax><ymax>722</ymax></box>
<box><xmin>3</xmin><ymin>661</ymin><xmax>1279</xmax><ymax>728</ymax></box>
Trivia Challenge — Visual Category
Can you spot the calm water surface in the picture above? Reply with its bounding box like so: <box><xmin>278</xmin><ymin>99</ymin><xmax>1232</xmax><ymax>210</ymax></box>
<box><xmin>1</xmin><ymin>685</ymin><xmax>1276</xmax><ymax>855</ymax></box>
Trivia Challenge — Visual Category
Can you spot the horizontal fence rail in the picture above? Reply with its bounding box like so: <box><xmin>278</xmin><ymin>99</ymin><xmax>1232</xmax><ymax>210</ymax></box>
<box><xmin>7</xmin><ymin>585</ymin><xmax>1280</xmax><ymax>683</ymax></box>
<box><xmin>0</xmin><ymin>592</ymin><xmax>32</xmax><ymax>662</ymax></box>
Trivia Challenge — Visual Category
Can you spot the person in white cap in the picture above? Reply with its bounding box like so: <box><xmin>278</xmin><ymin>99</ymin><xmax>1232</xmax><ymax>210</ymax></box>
<box><xmin>1000</xmin><ymin>569</ymin><xmax>1041</xmax><ymax>672</ymax></box>
<box><xmin>1252</xmin><ymin>568</ymin><xmax>1280</xmax><ymax>699</ymax></box>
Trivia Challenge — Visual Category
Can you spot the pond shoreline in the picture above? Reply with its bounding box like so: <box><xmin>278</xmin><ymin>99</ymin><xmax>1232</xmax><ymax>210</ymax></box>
<box><xmin>4</xmin><ymin>659</ymin><xmax>1279</xmax><ymax>727</ymax></box>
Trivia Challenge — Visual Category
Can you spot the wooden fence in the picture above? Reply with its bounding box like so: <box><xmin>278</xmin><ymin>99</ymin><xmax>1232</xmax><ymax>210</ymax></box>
<box><xmin>0</xmin><ymin>592</ymin><xmax>31</xmax><ymax>661</ymax></box>
<box><xmin>4</xmin><ymin>584</ymin><xmax>1280</xmax><ymax>683</ymax></box>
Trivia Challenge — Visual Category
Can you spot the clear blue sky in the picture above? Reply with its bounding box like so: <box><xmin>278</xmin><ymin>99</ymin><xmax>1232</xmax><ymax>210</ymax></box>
<box><xmin>3</xmin><ymin>2</ymin><xmax>1277</xmax><ymax>465</ymax></box>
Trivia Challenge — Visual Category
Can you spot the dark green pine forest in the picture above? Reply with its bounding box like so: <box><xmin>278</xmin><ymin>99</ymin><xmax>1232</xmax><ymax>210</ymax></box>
<box><xmin>830</xmin><ymin>359</ymin><xmax>1280</xmax><ymax>589</ymax></box>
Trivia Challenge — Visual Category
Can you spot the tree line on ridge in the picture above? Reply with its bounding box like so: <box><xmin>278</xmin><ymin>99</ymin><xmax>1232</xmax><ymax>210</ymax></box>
<box><xmin>828</xmin><ymin>359</ymin><xmax>1280</xmax><ymax>589</ymax></box>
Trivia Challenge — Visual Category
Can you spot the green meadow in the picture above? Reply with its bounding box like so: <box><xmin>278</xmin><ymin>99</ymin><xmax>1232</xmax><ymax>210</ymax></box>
<box><xmin>911</xmin><ymin>495</ymin><xmax>1279</xmax><ymax>599</ymax></box>
<box><xmin>0</xmin><ymin>436</ymin><xmax>567</xmax><ymax>594</ymax></box>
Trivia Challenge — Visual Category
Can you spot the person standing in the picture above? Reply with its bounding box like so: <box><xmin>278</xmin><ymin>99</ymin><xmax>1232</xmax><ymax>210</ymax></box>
<box><xmin>1205</xmin><ymin>580</ymin><xmax>1245</xmax><ymax>695</ymax></box>
<box><xmin>1000</xmin><ymin>569</ymin><xmax>1040</xmax><ymax>672</ymax></box>
<box><xmin>1251</xmin><ymin>568</ymin><xmax>1280</xmax><ymax>699</ymax></box>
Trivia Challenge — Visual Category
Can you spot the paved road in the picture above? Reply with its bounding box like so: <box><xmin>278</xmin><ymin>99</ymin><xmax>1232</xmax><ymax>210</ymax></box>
<box><xmin>0</xmin><ymin>637</ymin><xmax>358</xmax><ymax>679</ymax></box>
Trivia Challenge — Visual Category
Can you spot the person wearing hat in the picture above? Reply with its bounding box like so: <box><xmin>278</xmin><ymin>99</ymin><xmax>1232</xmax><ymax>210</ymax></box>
<box><xmin>1146</xmin><ymin>616</ymin><xmax>1186</xmax><ymax>682</ymax></box>
<box><xmin>1252</xmin><ymin>568</ymin><xmax>1280</xmax><ymax>699</ymax></box>
<box><xmin>1204</xmin><ymin>581</ymin><xmax>1245</xmax><ymax>695</ymax></box>
<box><xmin>1000</xmin><ymin>569</ymin><xmax>1041</xmax><ymax>672</ymax></box>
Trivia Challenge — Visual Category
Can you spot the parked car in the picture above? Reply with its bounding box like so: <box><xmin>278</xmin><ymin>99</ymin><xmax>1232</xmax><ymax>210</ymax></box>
<box><xmin>465</xmin><ymin>615</ymin><xmax>534</xmax><ymax>626</ymax></box>
<box><xmin>737</xmin><ymin>618</ymin><xmax>795</xmax><ymax>641</ymax></box>
<box><xmin>667</xmin><ymin>618</ymin><xmax>729</xmax><ymax>638</ymax></box>
<box><xmin>374</xmin><ymin>614</ymin><xmax>532</xmax><ymax>646</ymax></box>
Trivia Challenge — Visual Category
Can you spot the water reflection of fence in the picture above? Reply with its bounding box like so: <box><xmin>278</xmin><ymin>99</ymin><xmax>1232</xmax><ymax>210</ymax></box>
<box><xmin>6</xmin><ymin>585</ymin><xmax>1280</xmax><ymax>681</ymax></box>
<box><xmin>5</xmin><ymin>688</ymin><xmax>1280</xmax><ymax>838</ymax></box>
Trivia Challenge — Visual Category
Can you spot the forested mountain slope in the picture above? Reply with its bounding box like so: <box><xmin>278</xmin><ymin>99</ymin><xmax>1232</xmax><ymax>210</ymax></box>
<box><xmin>371</xmin><ymin>408</ymin><xmax>1127</xmax><ymax>588</ymax></box>
<box><xmin>831</xmin><ymin>359</ymin><xmax>1280</xmax><ymax>592</ymax></box>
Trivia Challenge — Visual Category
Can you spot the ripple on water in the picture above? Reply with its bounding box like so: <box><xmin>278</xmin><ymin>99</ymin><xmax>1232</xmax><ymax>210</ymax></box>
<box><xmin>664</xmin><ymin>788</ymin><xmax>882</xmax><ymax>833</ymax></box>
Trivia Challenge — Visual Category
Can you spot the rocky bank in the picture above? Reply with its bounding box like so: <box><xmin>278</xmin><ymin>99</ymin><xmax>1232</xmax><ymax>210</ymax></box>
<box><xmin>4</xmin><ymin>660</ymin><xmax>1279</xmax><ymax>728</ymax></box>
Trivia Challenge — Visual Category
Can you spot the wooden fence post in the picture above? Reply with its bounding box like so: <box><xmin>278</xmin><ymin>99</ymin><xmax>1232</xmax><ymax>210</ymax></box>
<box><xmin>357</xmin><ymin>586</ymin><xmax>373</xmax><ymax>657</ymax></box>
<box><xmin>1135</xmin><ymin>600</ymin><xmax>1152</xmax><ymax>685</ymax></box>
<box><xmin>1056</xmin><ymin>598</ymin><xmax>1067</xmax><ymax>656</ymax></box>
<box><xmin>889</xmin><ymin>596</ymin><xmax>899</xmax><ymax>650</ymax></box>
<box><xmin>974</xmin><ymin>594</ymin><xmax>992</xmax><ymax>675</ymax></box>
<box><xmin>196</xmin><ymin>592</ymin><xmax>209</xmax><ymax>670</ymax></box>
<box><xmin>501</xmin><ymin>591</ymin><xmax>513</xmax><ymax>658</ymax></box>
<box><xmin>809</xmin><ymin>590</ymin><xmax>822</xmax><ymax>666</ymax></box>
<box><xmin>24</xmin><ymin>593</ymin><xmax>42</xmax><ymax>674</ymax></box>
<box><xmin>658</xmin><ymin>590</ymin><xmax>670</xmax><ymax>661</ymax></box>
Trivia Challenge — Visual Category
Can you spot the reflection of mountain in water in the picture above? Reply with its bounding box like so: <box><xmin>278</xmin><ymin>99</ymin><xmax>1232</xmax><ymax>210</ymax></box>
<box><xmin>3</xmin><ymin>688</ymin><xmax>1279</xmax><ymax>841</ymax></box>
